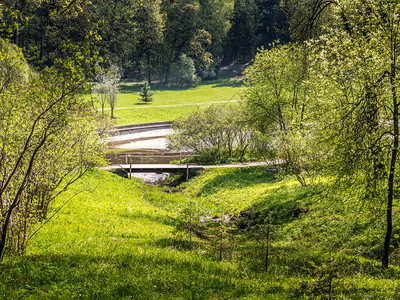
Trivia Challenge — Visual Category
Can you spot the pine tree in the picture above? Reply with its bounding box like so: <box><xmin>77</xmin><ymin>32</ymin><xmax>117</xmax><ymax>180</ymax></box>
<box><xmin>140</xmin><ymin>82</ymin><xmax>154</xmax><ymax>103</ymax></box>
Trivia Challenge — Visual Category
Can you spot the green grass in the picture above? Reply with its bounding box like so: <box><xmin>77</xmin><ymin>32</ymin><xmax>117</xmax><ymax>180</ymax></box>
<box><xmin>96</xmin><ymin>79</ymin><xmax>243</xmax><ymax>125</ymax></box>
<box><xmin>111</xmin><ymin>102</ymin><xmax>241</xmax><ymax>125</ymax></box>
<box><xmin>2</xmin><ymin>168</ymin><xmax>400</xmax><ymax>299</ymax></box>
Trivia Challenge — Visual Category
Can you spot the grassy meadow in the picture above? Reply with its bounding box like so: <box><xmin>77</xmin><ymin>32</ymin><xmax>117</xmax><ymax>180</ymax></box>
<box><xmin>95</xmin><ymin>79</ymin><xmax>243</xmax><ymax>125</ymax></box>
<box><xmin>2</xmin><ymin>167</ymin><xmax>400</xmax><ymax>299</ymax></box>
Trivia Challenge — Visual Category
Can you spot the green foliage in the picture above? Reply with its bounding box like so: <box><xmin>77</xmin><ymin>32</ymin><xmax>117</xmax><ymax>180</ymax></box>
<box><xmin>93</xmin><ymin>0</ymin><xmax>139</xmax><ymax>73</ymax></box>
<box><xmin>94</xmin><ymin>63</ymin><xmax>121</xmax><ymax>118</ymax></box>
<box><xmin>284</xmin><ymin>0</ymin><xmax>334</xmax><ymax>41</ymax></box>
<box><xmin>243</xmin><ymin>43</ymin><xmax>326</xmax><ymax>185</ymax></box>
<box><xmin>0</xmin><ymin>38</ymin><xmax>30</xmax><ymax>88</ymax></box>
<box><xmin>139</xmin><ymin>82</ymin><xmax>154</xmax><ymax>103</ymax></box>
<box><xmin>225</xmin><ymin>0</ymin><xmax>257</xmax><ymax>60</ymax></box>
<box><xmin>167</xmin><ymin>105</ymin><xmax>257</xmax><ymax>163</ymax></box>
<box><xmin>188</xmin><ymin>29</ymin><xmax>213</xmax><ymax>78</ymax></box>
<box><xmin>0</xmin><ymin>41</ymin><xmax>106</xmax><ymax>259</ymax></box>
<box><xmin>175</xmin><ymin>53</ymin><xmax>200</xmax><ymax>87</ymax></box>
<box><xmin>306</xmin><ymin>0</ymin><xmax>400</xmax><ymax>267</ymax></box>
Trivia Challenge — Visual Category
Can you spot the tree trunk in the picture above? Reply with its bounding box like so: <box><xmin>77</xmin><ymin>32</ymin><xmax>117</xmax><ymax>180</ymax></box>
<box><xmin>147</xmin><ymin>54</ymin><xmax>152</xmax><ymax>86</ymax></box>
<box><xmin>164</xmin><ymin>31</ymin><xmax>179</xmax><ymax>86</ymax></box>
<box><xmin>0</xmin><ymin>208</ymin><xmax>14</xmax><ymax>260</ymax></box>
<box><xmin>265</xmin><ymin>223</ymin><xmax>270</xmax><ymax>272</ymax></box>
<box><xmin>383</xmin><ymin>59</ymin><xmax>398</xmax><ymax>268</ymax></box>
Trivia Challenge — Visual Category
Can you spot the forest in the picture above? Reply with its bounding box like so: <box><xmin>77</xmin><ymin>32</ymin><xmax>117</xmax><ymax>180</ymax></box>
<box><xmin>1</xmin><ymin>0</ymin><xmax>287</xmax><ymax>82</ymax></box>
<box><xmin>1</xmin><ymin>0</ymin><xmax>400</xmax><ymax>299</ymax></box>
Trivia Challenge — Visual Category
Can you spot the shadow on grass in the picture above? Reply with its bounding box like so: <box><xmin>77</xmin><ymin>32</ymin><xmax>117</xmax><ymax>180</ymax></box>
<box><xmin>119</xmin><ymin>79</ymin><xmax>242</xmax><ymax>95</ymax></box>
<box><xmin>119</xmin><ymin>84</ymin><xmax>141</xmax><ymax>94</ymax></box>
<box><xmin>146</xmin><ymin>236</ymin><xmax>204</xmax><ymax>251</ymax></box>
<box><xmin>119</xmin><ymin>82</ymin><xmax>197</xmax><ymax>94</ymax></box>
<box><xmin>235</xmin><ymin>182</ymin><xmax>325</xmax><ymax>227</ymax></box>
<box><xmin>0</xmin><ymin>249</ymin><xmax>250</xmax><ymax>299</ymax></box>
<box><xmin>133</xmin><ymin>101</ymin><xmax>152</xmax><ymax>106</ymax></box>
<box><xmin>118</xmin><ymin>210</ymin><xmax>178</xmax><ymax>227</ymax></box>
<box><xmin>196</xmin><ymin>166</ymin><xmax>277</xmax><ymax>196</ymax></box>
<box><xmin>2</xmin><ymin>244</ymin><xmax>395</xmax><ymax>299</ymax></box>
<box><xmin>210</xmin><ymin>79</ymin><xmax>243</xmax><ymax>88</ymax></box>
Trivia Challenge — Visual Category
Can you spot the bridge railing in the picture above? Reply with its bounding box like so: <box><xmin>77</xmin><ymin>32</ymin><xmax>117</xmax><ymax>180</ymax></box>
<box><xmin>124</xmin><ymin>152</ymin><xmax>200</xmax><ymax>180</ymax></box>
<box><xmin>124</xmin><ymin>152</ymin><xmax>199</xmax><ymax>164</ymax></box>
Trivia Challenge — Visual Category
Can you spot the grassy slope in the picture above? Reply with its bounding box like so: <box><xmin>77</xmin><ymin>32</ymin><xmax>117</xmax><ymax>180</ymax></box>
<box><xmin>2</xmin><ymin>168</ymin><xmax>400</xmax><ymax>299</ymax></box>
<box><xmin>96</xmin><ymin>80</ymin><xmax>243</xmax><ymax>125</ymax></box>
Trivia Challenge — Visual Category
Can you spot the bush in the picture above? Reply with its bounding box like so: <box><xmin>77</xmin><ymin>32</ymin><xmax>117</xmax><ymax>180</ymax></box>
<box><xmin>175</xmin><ymin>54</ymin><xmax>200</xmax><ymax>87</ymax></box>
<box><xmin>167</xmin><ymin>105</ymin><xmax>257</xmax><ymax>163</ymax></box>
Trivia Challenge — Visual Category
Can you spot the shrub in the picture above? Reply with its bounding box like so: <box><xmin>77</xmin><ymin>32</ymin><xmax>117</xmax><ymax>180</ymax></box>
<box><xmin>167</xmin><ymin>105</ymin><xmax>256</xmax><ymax>163</ymax></box>
<box><xmin>175</xmin><ymin>53</ymin><xmax>200</xmax><ymax>87</ymax></box>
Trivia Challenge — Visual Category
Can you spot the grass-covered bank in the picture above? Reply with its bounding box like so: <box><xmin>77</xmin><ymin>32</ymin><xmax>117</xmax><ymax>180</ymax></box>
<box><xmin>1</xmin><ymin>168</ymin><xmax>400</xmax><ymax>299</ymax></box>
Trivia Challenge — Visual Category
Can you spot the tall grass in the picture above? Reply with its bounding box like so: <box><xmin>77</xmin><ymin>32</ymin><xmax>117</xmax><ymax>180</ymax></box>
<box><xmin>1</xmin><ymin>168</ymin><xmax>400</xmax><ymax>299</ymax></box>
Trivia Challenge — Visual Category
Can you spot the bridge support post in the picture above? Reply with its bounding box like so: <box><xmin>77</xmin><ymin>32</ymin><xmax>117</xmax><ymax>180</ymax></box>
<box><xmin>186</xmin><ymin>161</ymin><xmax>189</xmax><ymax>181</ymax></box>
<box><xmin>129</xmin><ymin>155</ymin><xmax>132</xmax><ymax>179</ymax></box>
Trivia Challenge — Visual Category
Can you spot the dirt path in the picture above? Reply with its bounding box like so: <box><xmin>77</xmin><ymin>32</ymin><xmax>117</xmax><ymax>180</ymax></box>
<box><xmin>202</xmin><ymin>160</ymin><xmax>283</xmax><ymax>169</ymax></box>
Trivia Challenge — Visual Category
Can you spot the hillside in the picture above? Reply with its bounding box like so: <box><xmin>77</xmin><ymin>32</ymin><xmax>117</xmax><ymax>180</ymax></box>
<box><xmin>1</xmin><ymin>168</ymin><xmax>399</xmax><ymax>299</ymax></box>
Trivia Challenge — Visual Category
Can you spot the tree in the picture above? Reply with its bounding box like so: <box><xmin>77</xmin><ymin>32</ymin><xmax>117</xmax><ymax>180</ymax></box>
<box><xmin>187</xmin><ymin>29</ymin><xmax>214</xmax><ymax>77</ymax></box>
<box><xmin>3</xmin><ymin>0</ymin><xmax>98</xmax><ymax>68</ymax></box>
<box><xmin>283</xmin><ymin>0</ymin><xmax>336</xmax><ymax>42</ymax></box>
<box><xmin>140</xmin><ymin>82</ymin><xmax>154</xmax><ymax>103</ymax></box>
<box><xmin>197</xmin><ymin>0</ymin><xmax>234</xmax><ymax>60</ymax></box>
<box><xmin>0</xmin><ymin>40</ymin><xmax>106</xmax><ymax>259</ymax></box>
<box><xmin>175</xmin><ymin>53</ymin><xmax>200</xmax><ymax>87</ymax></box>
<box><xmin>92</xmin><ymin>0</ymin><xmax>139</xmax><ymax>74</ymax></box>
<box><xmin>135</xmin><ymin>0</ymin><xmax>164</xmax><ymax>85</ymax></box>
<box><xmin>308</xmin><ymin>0</ymin><xmax>400</xmax><ymax>268</ymax></box>
<box><xmin>255</xmin><ymin>0</ymin><xmax>288</xmax><ymax>46</ymax></box>
<box><xmin>225</xmin><ymin>0</ymin><xmax>257</xmax><ymax>61</ymax></box>
<box><xmin>243</xmin><ymin>43</ymin><xmax>323</xmax><ymax>186</ymax></box>
<box><xmin>161</xmin><ymin>2</ymin><xmax>200</xmax><ymax>85</ymax></box>
<box><xmin>92</xmin><ymin>81</ymin><xmax>108</xmax><ymax>117</ymax></box>
<box><xmin>95</xmin><ymin>63</ymin><xmax>121</xmax><ymax>119</ymax></box>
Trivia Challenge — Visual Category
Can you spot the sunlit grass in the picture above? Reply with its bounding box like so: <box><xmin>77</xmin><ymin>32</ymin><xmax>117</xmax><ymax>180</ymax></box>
<box><xmin>1</xmin><ymin>168</ymin><xmax>400</xmax><ymax>299</ymax></box>
<box><xmin>109</xmin><ymin>102</ymin><xmax>241</xmax><ymax>125</ymax></box>
<box><xmin>93</xmin><ymin>80</ymin><xmax>244</xmax><ymax>125</ymax></box>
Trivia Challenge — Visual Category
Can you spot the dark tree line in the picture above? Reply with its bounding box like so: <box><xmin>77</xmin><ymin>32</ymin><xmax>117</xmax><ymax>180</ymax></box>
<box><xmin>1</xmin><ymin>0</ymin><xmax>289</xmax><ymax>82</ymax></box>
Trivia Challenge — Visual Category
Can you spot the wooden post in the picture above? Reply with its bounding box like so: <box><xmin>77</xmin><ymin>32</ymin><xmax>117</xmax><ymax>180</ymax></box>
<box><xmin>129</xmin><ymin>155</ymin><xmax>132</xmax><ymax>179</ymax></box>
<box><xmin>186</xmin><ymin>157</ymin><xmax>189</xmax><ymax>181</ymax></box>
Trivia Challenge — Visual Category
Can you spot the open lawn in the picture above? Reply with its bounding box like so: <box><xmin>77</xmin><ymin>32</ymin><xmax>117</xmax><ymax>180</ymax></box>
<box><xmin>95</xmin><ymin>80</ymin><xmax>243</xmax><ymax>125</ymax></box>
<box><xmin>2</xmin><ymin>168</ymin><xmax>400</xmax><ymax>299</ymax></box>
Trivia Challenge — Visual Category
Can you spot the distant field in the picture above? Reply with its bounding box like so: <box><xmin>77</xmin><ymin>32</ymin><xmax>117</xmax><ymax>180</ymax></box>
<box><xmin>94</xmin><ymin>79</ymin><xmax>244</xmax><ymax>125</ymax></box>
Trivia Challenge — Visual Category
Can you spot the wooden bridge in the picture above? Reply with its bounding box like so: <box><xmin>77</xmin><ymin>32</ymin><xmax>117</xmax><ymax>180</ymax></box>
<box><xmin>102</xmin><ymin>164</ymin><xmax>203</xmax><ymax>173</ymax></box>
<box><xmin>101</xmin><ymin>163</ymin><xmax>204</xmax><ymax>180</ymax></box>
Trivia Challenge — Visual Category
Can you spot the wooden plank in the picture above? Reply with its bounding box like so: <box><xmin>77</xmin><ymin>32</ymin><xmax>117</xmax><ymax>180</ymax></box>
<box><xmin>100</xmin><ymin>164</ymin><xmax>204</xmax><ymax>174</ymax></box>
